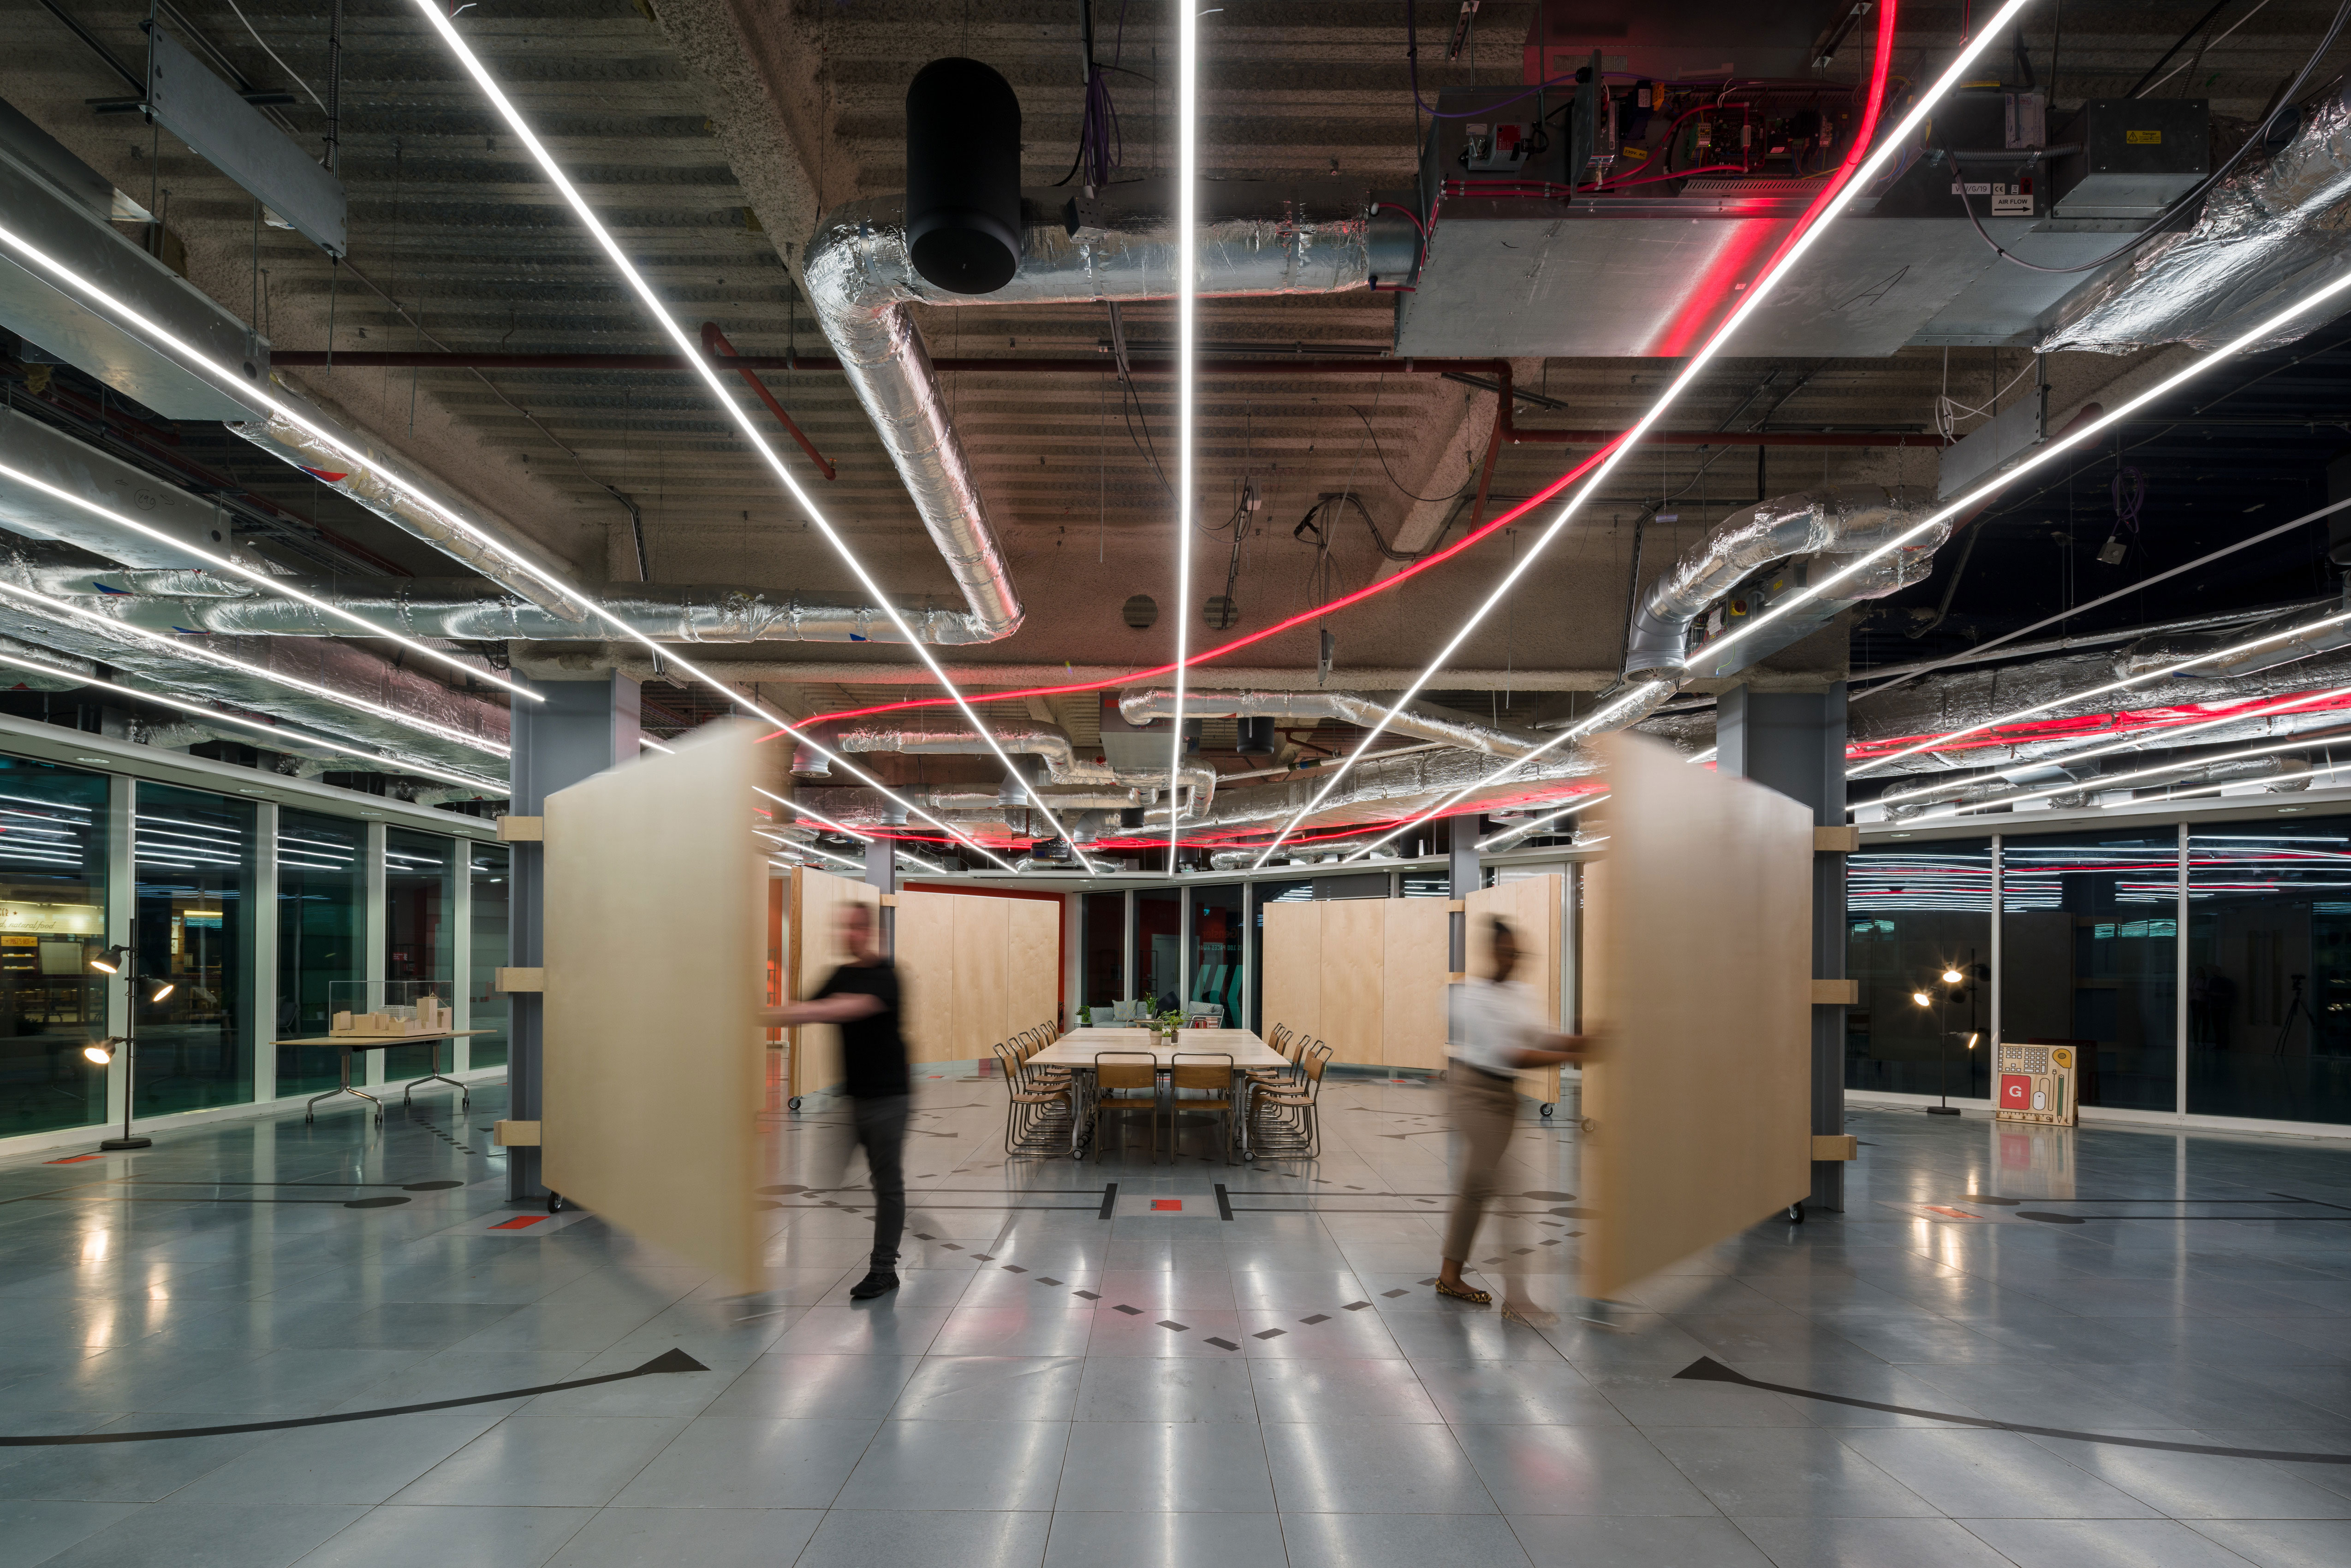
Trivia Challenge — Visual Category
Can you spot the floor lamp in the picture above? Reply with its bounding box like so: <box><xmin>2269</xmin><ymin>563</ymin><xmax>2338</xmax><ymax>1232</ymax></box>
<box><xmin>1918</xmin><ymin>965</ymin><xmax>1967</xmax><ymax>1116</ymax></box>
<box><xmin>84</xmin><ymin>934</ymin><xmax>174</xmax><ymax>1152</ymax></box>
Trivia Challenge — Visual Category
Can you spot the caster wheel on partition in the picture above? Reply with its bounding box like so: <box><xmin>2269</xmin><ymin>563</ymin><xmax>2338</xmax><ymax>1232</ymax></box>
<box><xmin>548</xmin><ymin>1192</ymin><xmax>566</xmax><ymax>1214</ymax></box>
<box><xmin>1580</xmin><ymin>1117</ymin><xmax>1597</xmax><ymax>1133</ymax></box>
<box><xmin>1540</xmin><ymin>1103</ymin><xmax>1555</xmax><ymax>1119</ymax></box>
<box><xmin>787</xmin><ymin>1096</ymin><xmax>802</xmax><ymax>1111</ymax></box>
<box><xmin>1786</xmin><ymin>1201</ymin><xmax>1805</xmax><ymax>1224</ymax></box>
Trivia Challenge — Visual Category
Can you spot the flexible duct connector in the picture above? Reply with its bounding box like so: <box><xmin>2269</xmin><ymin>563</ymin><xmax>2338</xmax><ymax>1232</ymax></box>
<box><xmin>1624</xmin><ymin>488</ymin><xmax>1941</xmax><ymax>683</ymax></box>
<box><xmin>2043</xmin><ymin>84</ymin><xmax>2351</xmax><ymax>355</ymax></box>
<box><xmin>803</xmin><ymin>180</ymin><xmax>1415</xmax><ymax>643</ymax></box>
<box><xmin>26</xmin><ymin>574</ymin><xmax>1013</xmax><ymax>646</ymax></box>
<box><xmin>1117</xmin><ymin>689</ymin><xmax>1546</xmax><ymax>759</ymax></box>
<box><xmin>226</xmin><ymin>383</ymin><xmax>596</xmax><ymax>624</ymax></box>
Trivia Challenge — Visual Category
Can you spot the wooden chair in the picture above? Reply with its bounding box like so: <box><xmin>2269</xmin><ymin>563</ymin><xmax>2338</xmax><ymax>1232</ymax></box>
<box><xmin>1090</xmin><ymin>1051</ymin><xmax>1162</xmax><ymax>1161</ymax></box>
<box><xmin>1164</xmin><ymin>1052</ymin><xmax>1237</xmax><ymax>1164</ymax></box>
<box><xmin>1243</xmin><ymin>1028</ymin><xmax>1309</xmax><ymax>1112</ymax></box>
<box><xmin>1019</xmin><ymin>1031</ymin><xmax>1072</xmax><ymax>1087</ymax></box>
<box><xmin>1251</xmin><ymin>1050</ymin><xmax>1327</xmax><ymax>1159</ymax></box>
<box><xmin>992</xmin><ymin>1042</ymin><xmax>1072</xmax><ymax>1157</ymax></box>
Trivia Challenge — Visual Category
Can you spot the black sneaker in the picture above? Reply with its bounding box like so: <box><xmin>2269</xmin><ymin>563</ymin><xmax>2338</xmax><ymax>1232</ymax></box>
<box><xmin>849</xmin><ymin>1269</ymin><xmax>899</xmax><ymax>1301</ymax></box>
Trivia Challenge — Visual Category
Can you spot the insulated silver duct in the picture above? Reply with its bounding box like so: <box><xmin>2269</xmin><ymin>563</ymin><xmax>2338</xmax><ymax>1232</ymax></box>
<box><xmin>1894</xmin><ymin>752</ymin><xmax>2314</xmax><ymax>818</ymax></box>
<box><xmin>1849</xmin><ymin>647</ymin><xmax>2351</xmax><ymax>780</ymax></box>
<box><xmin>1117</xmin><ymin>689</ymin><xmax>1546</xmax><ymax>759</ymax></box>
<box><xmin>0</xmin><ymin>597</ymin><xmax>507</xmax><ymax>782</ymax></box>
<box><xmin>2043</xmin><ymin>85</ymin><xmax>2351</xmax><ymax>355</ymax></box>
<box><xmin>1624</xmin><ymin>487</ymin><xmax>1943</xmax><ymax>683</ymax></box>
<box><xmin>22</xmin><ymin>573</ymin><xmax>1013</xmax><ymax>645</ymax></box>
<box><xmin>803</xmin><ymin>180</ymin><xmax>1417</xmax><ymax>643</ymax></box>
<box><xmin>799</xmin><ymin>716</ymin><xmax>1215</xmax><ymax>814</ymax></box>
<box><xmin>2112</xmin><ymin>585</ymin><xmax>2351</xmax><ymax>680</ymax></box>
<box><xmin>226</xmin><ymin>381</ymin><xmax>596</xmax><ymax>624</ymax></box>
<box><xmin>0</xmin><ymin>634</ymin><xmax>92</xmax><ymax>690</ymax></box>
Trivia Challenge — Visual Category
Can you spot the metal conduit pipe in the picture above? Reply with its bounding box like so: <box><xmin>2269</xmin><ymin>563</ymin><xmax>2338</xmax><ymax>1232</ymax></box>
<box><xmin>1116</xmin><ymin>688</ymin><xmax>1546</xmax><ymax>759</ymax></box>
<box><xmin>1623</xmin><ymin>487</ymin><xmax>1944</xmax><ymax>683</ymax></box>
<box><xmin>225</xmin><ymin>380</ymin><xmax>597</xmax><ymax>624</ymax></box>
<box><xmin>802</xmin><ymin>179</ymin><xmax>1420</xmax><ymax>642</ymax></box>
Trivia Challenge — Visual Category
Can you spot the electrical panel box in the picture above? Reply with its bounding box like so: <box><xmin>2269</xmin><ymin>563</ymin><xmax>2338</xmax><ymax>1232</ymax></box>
<box><xmin>1460</xmin><ymin>120</ymin><xmax>1539</xmax><ymax>175</ymax></box>
<box><xmin>2050</xmin><ymin>99</ymin><xmax>2209</xmax><ymax>220</ymax></box>
<box><xmin>1995</xmin><ymin>1041</ymin><xmax>2078</xmax><ymax>1127</ymax></box>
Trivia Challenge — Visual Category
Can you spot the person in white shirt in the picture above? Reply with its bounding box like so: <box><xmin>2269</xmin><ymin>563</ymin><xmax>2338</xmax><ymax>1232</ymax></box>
<box><xmin>1438</xmin><ymin>916</ymin><xmax>1595</xmax><ymax>1308</ymax></box>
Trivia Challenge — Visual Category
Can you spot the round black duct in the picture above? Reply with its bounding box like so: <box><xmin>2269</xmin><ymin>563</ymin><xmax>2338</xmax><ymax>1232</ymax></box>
<box><xmin>1119</xmin><ymin>807</ymin><xmax>1146</xmax><ymax>830</ymax></box>
<box><xmin>1236</xmin><ymin>716</ymin><xmax>1276</xmax><ymax>756</ymax></box>
<box><xmin>905</xmin><ymin>58</ymin><xmax>1024</xmax><ymax>295</ymax></box>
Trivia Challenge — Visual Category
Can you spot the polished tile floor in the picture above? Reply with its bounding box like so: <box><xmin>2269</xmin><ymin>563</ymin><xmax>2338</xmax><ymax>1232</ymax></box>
<box><xmin>2</xmin><ymin>1066</ymin><xmax>2350</xmax><ymax>1567</ymax></box>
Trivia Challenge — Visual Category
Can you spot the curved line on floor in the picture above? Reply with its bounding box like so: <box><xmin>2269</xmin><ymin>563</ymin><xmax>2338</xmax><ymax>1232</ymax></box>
<box><xmin>1675</xmin><ymin>1357</ymin><xmax>2351</xmax><ymax>1465</ymax></box>
<box><xmin>0</xmin><ymin>1349</ymin><xmax>709</xmax><ymax>1447</ymax></box>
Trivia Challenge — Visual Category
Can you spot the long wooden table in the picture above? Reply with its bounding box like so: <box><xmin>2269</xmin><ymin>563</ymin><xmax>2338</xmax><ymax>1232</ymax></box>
<box><xmin>1027</xmin><ymin>1028</ymin><xmax>1289</xmax><ymax>1158</ymax></box>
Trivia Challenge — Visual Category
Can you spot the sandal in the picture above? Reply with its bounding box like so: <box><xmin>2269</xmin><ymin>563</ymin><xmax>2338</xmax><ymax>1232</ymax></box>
<box><xmin>1434</xmin><ymin>1277</ymin><xmax>1492</xmax><ymax>1306</ymax></box>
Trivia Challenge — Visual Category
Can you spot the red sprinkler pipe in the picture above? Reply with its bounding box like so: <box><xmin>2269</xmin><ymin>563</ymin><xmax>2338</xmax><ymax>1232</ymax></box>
<box><xmin>700</xmin><ymin>322</ymin><xmax>836</xmax><ymax>480</ymax></box>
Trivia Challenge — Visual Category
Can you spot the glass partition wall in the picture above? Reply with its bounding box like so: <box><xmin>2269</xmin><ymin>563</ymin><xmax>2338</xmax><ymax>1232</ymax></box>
<box><xmin>382</xmin><ymin>828</ymin><xmax>456</xmax><ymax>1082</ymax></box>
<box><xmin>2187</xmin><ymin>822</ymin><xmax>2351</xmax><ymax>1124</ymax></box>
<box><xmin>1846</xmin><ymin>838</ymin><xmax>1994</xmax><ymax>1099</ymax></box>
<box><xmin>1188</xmin><ymin>884</ymin><xmax>1244</xmax><ymax>1022</ymax></box>
<box><xmin>133</xmin><ymin>784</ymin><xmax>255</xmax><ymax>1116</ymax></box>
<box><xmin>0</xmin><ymin>758</ymin><xmax>109</xmax><ymax>1139</ymax></box>
<box><xmin>275</xmin><ymin>811</ymin><xmax>365</xmax><ymax>1096</ymax></box>
<box><xmin>468</xmin><ymin>843</ymin><xmax>511</xmax><ymax>1072</ymax></box>
<box><xmin>1849</xmin><ymin>819</ymin><xmax>2351</xmax><ymax>1127</ymax></box>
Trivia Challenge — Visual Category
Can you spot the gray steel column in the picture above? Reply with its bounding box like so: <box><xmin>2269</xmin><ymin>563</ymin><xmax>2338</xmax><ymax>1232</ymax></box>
<box><xmin>1447</xmin><ymin>814</ymin><xmax>1482</xmax><ymax>975</ymax></box>
<box><xmin>251</xmin><ymin>802</ymin><xmax>278</xmax><ymax>1104</ymax></box>
<box><xmin>864</xmin><ymin>836</ymin><xmax>897</xmax><ymax>957</ymax></box>
<box><xmin>1717</xmin><ymin>683</ymin><xmax>1849</xmax><ymax>1213</ymax></box>
<box><xmin>362</xmin><ymin>821</ymin><xmax>386</xmax><ymax>1090</ymax></box>
<box><xmin>508</xmin><ymin>672</ymin><xmax>641</xmax><ymax>1202</ymax></box>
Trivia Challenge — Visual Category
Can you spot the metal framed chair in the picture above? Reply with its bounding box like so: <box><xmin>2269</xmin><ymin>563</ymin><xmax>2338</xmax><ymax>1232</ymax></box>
<box><xmin>1090</xmin><ymin>1051</ymin><xmax>1162</xmax><ymax>1161</ymax></box>
<box><xmin>1250</xmin><ymin>1049</ymin><xmax>1327</xmax><ymax>1160</ymax></box>
<box><xmin>1165</xmin><ymin>1051</ymin><xmax>1237</xmax><ymax>1164</ymax></box>
<box><xmin>993</xmin><ymin>1041</ymin><xmax>1073</xmax><ymax>1157</ymax></box>
<box><xmin>1244</xmin><ymin>1027</ymin><xmax>1310</xmax><ymax>1111</ymax></box>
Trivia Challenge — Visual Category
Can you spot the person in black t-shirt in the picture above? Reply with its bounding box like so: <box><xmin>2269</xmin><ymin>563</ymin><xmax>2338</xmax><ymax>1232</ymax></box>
<box><xmin>761</xmin><ymin>902</ymin><xmax>909</xmax><ymax>1300</ymax></box>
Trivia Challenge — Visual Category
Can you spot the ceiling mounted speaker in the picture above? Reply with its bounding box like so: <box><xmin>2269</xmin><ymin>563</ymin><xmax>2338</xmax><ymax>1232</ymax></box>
<box><xmin>1237</xmin><ymin>716</ymin><xmax>1275</xmax><ymax>756</ymax></box>
<box><xmin>905</xmin><ymin>58</ymin><xmax>1024</xmax><ymax>295</ymax></box>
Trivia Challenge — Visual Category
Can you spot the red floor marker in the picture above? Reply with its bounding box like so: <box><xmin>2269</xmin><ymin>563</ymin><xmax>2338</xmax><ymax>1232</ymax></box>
<box><xmin>1922</xmin><ymin>1206</ymin><xmax>1981</xmax><ymax>1220</ymax></box>
<box><xmin>43</xmin><ymin>1153</ymin><xmax>103</xmax><ymax>1164</ymax></box>
<box><xmin>490</xmin><ymin>1215</ymin><xmax>548</xmax><ymax>1229</ymax></box>
<box><xmin>1151</xmin><ymin>1199</ymin><xmax>1183</xmax><ymax>1212</ymax></box>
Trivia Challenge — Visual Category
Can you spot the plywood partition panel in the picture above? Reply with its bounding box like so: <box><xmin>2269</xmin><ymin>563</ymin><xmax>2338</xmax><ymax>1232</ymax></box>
<box><xmin>893</xmin><ymin>891</ymin><xmax>957</xmax><ymax>1064</ymax></box>
<box><xmin>1259</xmin><ymin>900</ymin><xmax>1322</xmax><ymax>1045</ymax></box>
<box><xmin>951</xmin><ymin>894</ymin><xmax>1011</xmax><ymax>1059</ymax></box>
<box><xmin>1581</xmin><ymin>733</ymin><xmax>1813</xmax><ymax>1301</ymax></box>
<box><xmin>1006</xmin><ymin>898</ymin><xmax>1060</xmax><ymax>1038</ymax></box>
<box><xmin>789</xmin><ymin>865</ymin><xmax>879</xmax><ymax>1098</ymax></box>
<box><xmin>542</xmin><ymin>719</ymin><xmax>767</xmax><ymax>1295</ymax></box>
<box><xmin>1383</xmin><ymin>898</ymin><xmax>1453</xmax><ymax>1070</ymax></box>
<box><xmin>1319</xmin><ymin>898</ymin><xmax>1388</xmax><ymax>1065</ymax></box>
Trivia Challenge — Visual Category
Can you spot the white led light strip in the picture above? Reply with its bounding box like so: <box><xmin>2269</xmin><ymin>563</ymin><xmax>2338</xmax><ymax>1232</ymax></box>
<box><xmin>1868</xmin><ymin>679</ymin><xmax>2351</xmax><ymax>809</ymax></box>
<box><xmin>1245</xmin><ymin>0</ymin><xmax>2034</xmax><ymax>870</ymax></box>
<box><xmin>754</xmin><ymin>784</ymin><xmax>948</xmax><ymax>875</ymax></box>
<box><xmin>409</xmin><ymin>2</ymin><xmax>1092</xmax><ymax>874</ymax></box>
<box><xmin>1167</xmin><ymin>1</ymin><xmax>1199</xmax><ymax>874</ymax></box>
<box><xmin>0</xmin><ymin>456</ymin><xmax>536</xmax><ymax>701</ymax></box>
<box><xmin>0</xmin><ymin>573</ymin><xmax>506</xmax><ymax>756</ymax></box>
<box><xmin>0</xmin><ymin>232</ymin><xmax>1016</xmax><ymax>872</ymax></box>
<box><xmin>0</xmin><ymin>647</ymin><xmax>502</xmax><ymax>791</ymax></box>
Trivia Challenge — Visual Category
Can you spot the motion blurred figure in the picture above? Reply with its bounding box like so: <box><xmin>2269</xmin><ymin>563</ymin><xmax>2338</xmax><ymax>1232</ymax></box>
<box><xmin>761</xmin><ymin>902</ymin><xmax>907</xmax><ymax>1300</ymax></box>
<box><xmin>1438</xmin><ymin>915</ymin><xmax>1595</xmax><ymax>1317</ymax></box>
